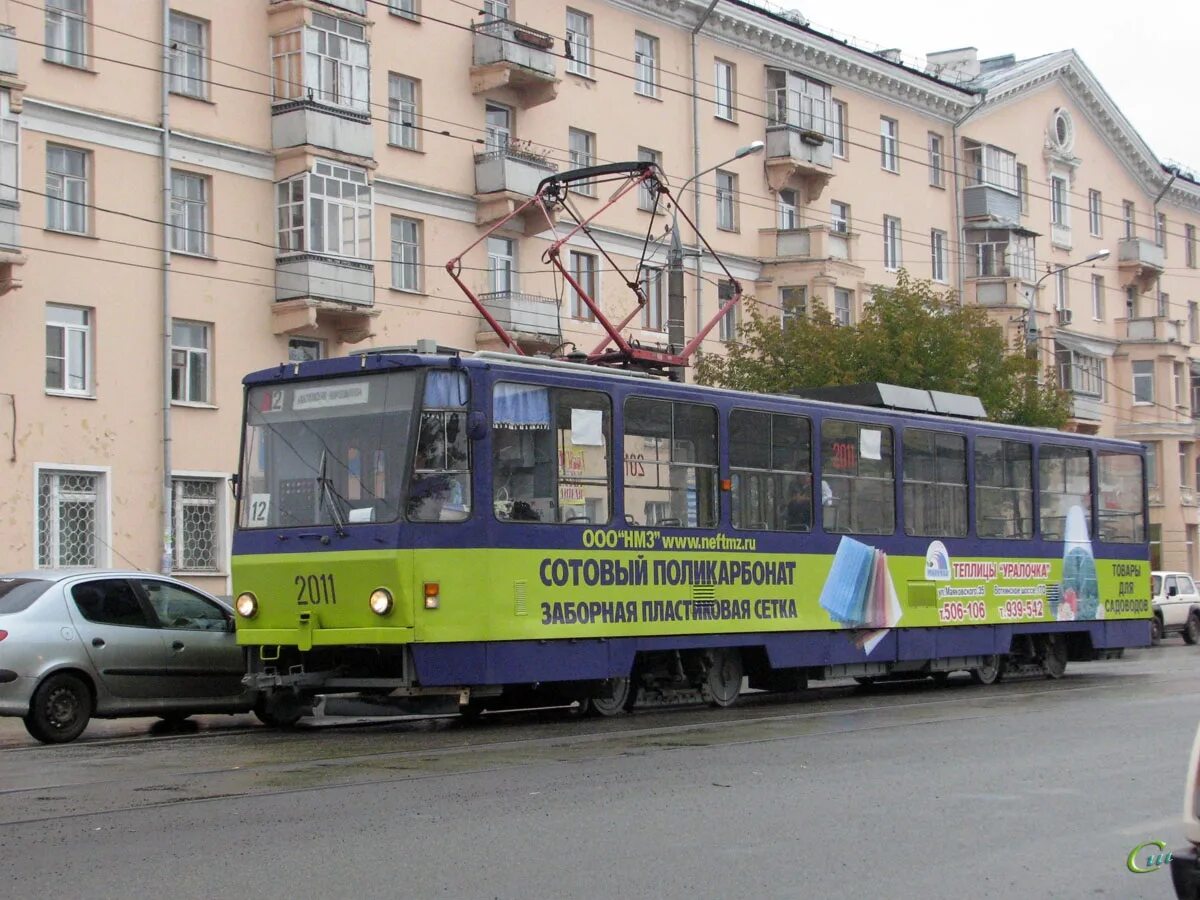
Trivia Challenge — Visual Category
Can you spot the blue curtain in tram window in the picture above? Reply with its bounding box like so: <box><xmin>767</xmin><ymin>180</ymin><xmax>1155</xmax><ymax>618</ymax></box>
<box><xmin>423</xmin><ymin>371</ymin><xmax>469</xmax><ymax>408</ymax></box>
<box><xmin>493</xmin><ymin>383</ymin><xmax>551</xmax><ymax>430</ymax></box>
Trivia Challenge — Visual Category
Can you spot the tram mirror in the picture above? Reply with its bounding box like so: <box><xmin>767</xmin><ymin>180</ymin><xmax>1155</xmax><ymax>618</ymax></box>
<box><xmin>466</xmin><ymin>411</ymin><xmax>487</xmax><ymax>441</ymax></box>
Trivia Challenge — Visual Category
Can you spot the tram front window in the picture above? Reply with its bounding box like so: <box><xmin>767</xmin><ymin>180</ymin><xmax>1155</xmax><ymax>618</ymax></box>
<box><xmin>240</xmin><ymin>372</ymin><xmax>418</xmax><ymax>528</ymax></box>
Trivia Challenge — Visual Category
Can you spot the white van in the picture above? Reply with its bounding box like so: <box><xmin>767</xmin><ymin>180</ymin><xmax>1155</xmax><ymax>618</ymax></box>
<box><xmin>1152</xmin><ymin>571</ymin><xmax>1200</xmax><ymax>644</ymax></box>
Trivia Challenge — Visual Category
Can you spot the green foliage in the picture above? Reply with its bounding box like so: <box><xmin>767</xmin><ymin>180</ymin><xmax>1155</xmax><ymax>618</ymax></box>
<box><xmin>695</xmin><ymin>271</ymin><xmax>1070</xmax><ymax>428</ymax></box>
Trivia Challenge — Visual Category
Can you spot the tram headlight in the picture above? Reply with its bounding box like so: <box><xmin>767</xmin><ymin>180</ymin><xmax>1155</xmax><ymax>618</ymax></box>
<box><xmin>369</xmin><ymin>588</ymin><xmax>394</xmax><ymax>616</ymax></box>
<box><xmin>235</xmin><ymin>592</ymin><xmax>258</xmax><ymax>619</ymax></box>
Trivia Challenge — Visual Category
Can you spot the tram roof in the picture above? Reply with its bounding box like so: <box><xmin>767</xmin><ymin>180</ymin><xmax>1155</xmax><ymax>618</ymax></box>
<box><xmin>243</xmin><ymin>349</ymin><xmax>1145</xmax><ymax>452</ymax></box>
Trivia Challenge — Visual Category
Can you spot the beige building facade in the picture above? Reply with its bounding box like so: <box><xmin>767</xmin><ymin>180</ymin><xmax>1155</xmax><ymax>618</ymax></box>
<box><xmin>0</xmin><ymin>0</ymin><xmax>1197</xmax><ymax>591</ymax></box>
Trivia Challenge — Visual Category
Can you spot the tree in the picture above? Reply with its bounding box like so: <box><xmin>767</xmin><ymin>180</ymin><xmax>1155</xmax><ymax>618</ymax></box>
<box><xmin>695</xmin><ymin>271</ymin><xmax>1070</xmax><ymax>428</ymax></box>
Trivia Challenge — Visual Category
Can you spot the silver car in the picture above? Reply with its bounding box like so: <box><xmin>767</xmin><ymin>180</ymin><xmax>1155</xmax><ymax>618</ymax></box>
<box><xmin>0</xmin><ymin>570</ymin><xmax>257</xmax><ymax>743</ymax></box>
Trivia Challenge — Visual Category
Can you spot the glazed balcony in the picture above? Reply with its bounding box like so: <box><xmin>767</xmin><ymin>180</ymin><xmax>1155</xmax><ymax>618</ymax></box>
<box><xmin>474</xmin><ymin>146</ymin><xmax>558</xmax><ymax>230</ymax></box>
<box><xmin>476</xmin><ymin>289</ymin><xmax>560</xmax><ymax>351</ymax></box>
<box><xmin>1118</xmin><ymin>237</ymin><xmax>1165</xmax><ymax>292</ymax></box>
<box><xmin>470</xmin><ymin>18</ymin><xmax>558</xmax><ymax>108</ymax></box>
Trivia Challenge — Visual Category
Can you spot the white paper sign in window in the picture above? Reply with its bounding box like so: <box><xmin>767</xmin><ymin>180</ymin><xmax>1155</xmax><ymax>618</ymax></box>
<box><xmin>571</xmin><ymin>408</ymin><xmax>604</xmax><ymax>446</ymax></box>
<box><xmin>860</xmin><ymin>428</ymin><xmax>882</xmax><ymax>461</ymax></box>
<box><xmin>247</xmin><ymin>493</ymin><xmax>271</xmax><ymax>526</ymax></box>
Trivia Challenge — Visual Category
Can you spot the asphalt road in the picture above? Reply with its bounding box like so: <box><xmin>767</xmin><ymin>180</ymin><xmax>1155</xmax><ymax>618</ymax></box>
<box><xmin>0</xmin><ymin>643</ymin><xmax>1197</xmax><ymax>900</ymax></box>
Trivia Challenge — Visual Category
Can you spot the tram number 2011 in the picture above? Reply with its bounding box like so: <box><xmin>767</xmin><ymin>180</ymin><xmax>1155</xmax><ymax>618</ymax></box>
<box><xmin>295</xmin><ymin>573</ymin><xmax>337</xmax><ymax>606</ymax></box>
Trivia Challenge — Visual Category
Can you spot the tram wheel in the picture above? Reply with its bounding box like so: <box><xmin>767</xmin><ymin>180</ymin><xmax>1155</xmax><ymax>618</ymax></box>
<box><xmin>930</xmin><ymin>672</ymin><xmax>951</xmax><ymax>686</ymax></box>
<box><xmin>700</xmin><ymin>648</ymin><xmax>743</xmax><ymax>708</ymax></box>
<box><xmin>1041</xmin><ymin>635</ymin><xmax>1068</xmax><ymax>679</ymax></box>
<box><xmin>969</xmin><ymin>655</ymin><xmax>1005</xmax><ymax>686</ymax></box>
<box><xmin>582</xmin><ymin>677</ymin><xmax>637</xmax><ymax>717</ymax></box>
<box><xmin>852</xmin><ymin>676</ymin><xmax>876</xmax><ymax>687</ymax></box>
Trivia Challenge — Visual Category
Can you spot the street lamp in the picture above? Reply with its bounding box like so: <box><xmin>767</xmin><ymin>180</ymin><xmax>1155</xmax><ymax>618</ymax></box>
<box><xmin>1025</xmin><ymin>248</ymin><xmax>1111</xmax><ymax>356</ymax></box>
<box><xmin>667</xmin><ymin>140</ymin><xmax>765</xmax><ymax>380</ymax></box>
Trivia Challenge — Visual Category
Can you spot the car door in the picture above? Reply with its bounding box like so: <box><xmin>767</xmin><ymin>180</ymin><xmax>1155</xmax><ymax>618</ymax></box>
<box><xmin>1179</xmin><ymin>576</ymin><xmax>1200</xmax><ymax>618</ymax></box>
<box><xmin>136</xmin><ymin>578</ymin><xmax>246</xmax><ymax>701</ymax></box>
<box><xmin>1164</xmin><ymin>575</ymin><xmax>1187</xmax><ymax>627</ymax></box>
<box><xmin>66</xmin><ymin>577</ymin><xmax>167</xmax><ymax>700</ymax></box>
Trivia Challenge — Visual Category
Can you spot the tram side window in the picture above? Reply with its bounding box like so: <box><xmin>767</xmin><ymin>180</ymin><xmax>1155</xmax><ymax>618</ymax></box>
<box><xmin>1039</xmin><ymin>444</ymin><xmax>1093</xmax><ymax>541</ymax></box>
<box><xmin>492</xmin><ymin>383</ymin><xmax>611</xmax><ymax>524</ymax></box>
<box><xmin>1097</xmin><ymin>451</ymin><xmax>1146</xmax><ymax>543</ymax></box>
<box><xmin>903</xmin><ymin>429</ymin><xmax>967</xmax><ymax>537</ymax></box>
<box><xmin>624</xmin><ymin>397</ymin><xmax>718</xmax><ymax>528</ymax></box>
<box><xmin>975</xmin><ymin>437</ymin><xmax>1033</xmax><ymax>539</ymax></box>
<box><xmin>408</xmin><ymin>371</ymin><xmax>471</xmax><ymax>523</ymax></box>
<box><xmin>820</xmin><ymin>419</ymin><xmax>895</xmax><ymax>535</ymax></box>
<box><xmin>730</xmin><ymin>409</ymin><xmax>812</xmax><ymax>531</ymax></box>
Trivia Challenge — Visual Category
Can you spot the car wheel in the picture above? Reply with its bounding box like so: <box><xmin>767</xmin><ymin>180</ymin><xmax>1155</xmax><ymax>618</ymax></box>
<box><xmin>24</xmin><ymin>672</ymin><xmax>93</xmax><ymax>744</ymax></box>
<box><xmin>1151</xmin><ymin>616</ymin><xmax>1164</xmax><ymax>645</ymax></box>
<box><xmin>1185</xmin><ymin>613</ymin><xmax>1200</xmax><ymax>646</ymax></box>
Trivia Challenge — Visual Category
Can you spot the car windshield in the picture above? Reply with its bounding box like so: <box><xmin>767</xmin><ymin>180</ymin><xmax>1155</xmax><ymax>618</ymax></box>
<box><xmin>240</xmin><ymin>371</ymin><xmax>418</xmax><ymax>528</ymax></box>
<box><xmin>1152</xmin><ymin>575</ymin><xmax>1162</xmax><ymax>595</ymax></box>
<box><xmin>0</xmin><ymin>578</ymin><xmax>54</xmax><ymax>614</ymax></box>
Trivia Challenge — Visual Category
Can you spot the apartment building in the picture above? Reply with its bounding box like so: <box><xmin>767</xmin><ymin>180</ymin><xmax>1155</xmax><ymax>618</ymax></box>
<box><xmin>0</xmin><ymin>0</ymin><xmax>1197</xmax><ymax>590</ymax></box>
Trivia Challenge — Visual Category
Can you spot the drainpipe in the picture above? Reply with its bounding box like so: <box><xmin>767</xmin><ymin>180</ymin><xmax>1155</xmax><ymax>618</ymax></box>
<box><xmin>160</xmin><ymin>0</ymin><xmax>173</xmax><ymax>574</ymax></box>
<box><xmin>951</xmin><ymin>93</ymin><xmax>985</xmax><ymax>305</ymax></box>
<box><xmin>690</xmin><ymin>1</ymin><xmax>719</xmax><ymax>375</ymax></box>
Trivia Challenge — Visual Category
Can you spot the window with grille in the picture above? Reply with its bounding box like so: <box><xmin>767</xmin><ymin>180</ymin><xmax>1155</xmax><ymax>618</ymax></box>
<box><xmin>270</xmin><ymin>14</ymin><xmax>369</xmax><ymax>112</ymax></box>
<box><xmin>169</xmin><ymin>13</ymin><xmax>208</xmax><ymax>98</ymax></box>
<box><xmin>388</xmin><ymin>74</ymin><xmax>419</xmax><ymax>149</ymax></box>
<box><xmin>634</xmin><ymin>32</ymin><xmax>658</xmax><ymax>97</ymax></box>
<box><xmin>45</xmin><ymin>0</ymin><xmax>86</xmax><ymax>68</ymax></box>
<box><xmin>45</xmin><ymin>304</ymin><xmax>91</xmax><ymax>394</ymax></box>
<box><xmin>171</xmin><ymin>320</ymin><xmax>210</xmax><ymax>404</ymax></box>
<box><xmin>391</xmin><ymin>216</ymin><xmax>421</xmax><ymax>292</ymax></box>
<box><xmin>170</xmin><ymin>171</ymin><xmax>208</xmax><ymax>255</ymax></box>
<box><xmin>566</xmin><ymin>9</ymin><xmax>592</xmax><ymax>77</ymax></box>
<box><xmin>275</xmin><ymin>161</ymin><xmax>371</xmax><ymax>258</ymax></box>
<box><xmin>38</xmin><ymin>469</ymin><xmax>103</xmax><ymax>568</ymax></box>
<box><xmin>46</xmin><ymin>144</ymin><xmax>88</xmax><ymax>234</ymax></box>
<box><xmin>171</xmin><ymin>478</ymin><xmax>220</xmax><ymax>572</ymax></box>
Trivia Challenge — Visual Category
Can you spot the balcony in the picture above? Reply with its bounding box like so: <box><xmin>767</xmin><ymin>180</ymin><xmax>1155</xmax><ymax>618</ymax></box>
<box><xmin>272</xmin><ymin>254</ymin><xmax>380</xmax><ymax>344</ymax></box>
<box><xmin>1068</xmin><ymin>392</ymin><xmax>1103</xmax><ymax>423</ymax></box>
<box><xmin>1123</xmin><ymin>315</ymin><xmax>1181</xmax><ymax>343</ymax></box>
<box><xmin>764</xmin><ymin>125</ymin><xmax>833</xmax><ymax>201</ymax></box>
<box><xmin>271</xmin><ymin>101</ymin><xmax>373</xmax><ymax>159</ymax></box>
<box><xmin>476</xmin><ymin>290</ymin><xmax>561</xmax><ymax>351</ymax></box>
<box><xmin>0</xmin><ymin>26</ymin><xmax>16</xmax><ymax>75</ymax></box>
<box><xmin>470</xmin><ymin>19</ymin><xmax>558</xmax><ymax>108</ymax></box>
<box><xmin>474</xmin><ymin>146</ymin><xmax>559</xmax><ymax>230</ymax></box>
<box><xmin>762</xmin><ymin>226</ymin><xmax>856</xmax><ymax>262</ymax></box>
<box><xmin>1118</xmin><ymin>237</ymin><xmax>1165</xmax><ymax>292</ymax></box>
<box><xmin>962</xmin><ymin>184</ymin><xmax>1020</xmax><ymax>223</ymax></box>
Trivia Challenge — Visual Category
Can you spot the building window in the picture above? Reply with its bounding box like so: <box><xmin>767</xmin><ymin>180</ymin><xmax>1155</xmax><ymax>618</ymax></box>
<box><xmin>0</xmin><ymin>92</ymin><xmax>16</xmax><ymax>209</ymax></box>
<box><xmin>1017</xmin><ymin>163</ymin><xmax>1028</xmax><ymax>215</ymax></box>
<box><xmin>766</xmin><ymin>69</ymin><xmax>831</xmax><ymax>136</ymax></box>
<box><xmin>565</xmin><ymin>9</ymin><xmax>592</xmax><ymax>78</ymax></box>
<box><xmin>834</xmin><ymin>288</ymin><xmax>853</xmax><ymax>326</ymax></box>
<box><xmin>488</xmin><ymin>236</ymin><xmax>516</xmax><ymax>293</ymax></box>
<box><xmin>781</xmin><ymin>286</ymin><xmax>806</xmax><ymax>326</ymax></box>
<box><xmin>1145</xmin><ymin>442</ymin><xmax>1159</xmax><ymax>490</ymax></box>
<box><xmin>45</xmin><ymin>304</ymin><xmax>90</xmax><ymax>395</ymax></box>
<box><xmin>1132</xmin><ymin>360</ymin><xmax>1155</xmax><ymax>405</ymax></box>
<box><xmin>170</xmin><ymin>171</ymin><xmax>208</xmax><ymax>256</ymax></box>
<box><xmin>275</xmin><ymin>160</ymin><xmax>371</xmax><ymax>259</ymax></box>
<box><xmin>1187</xmin><ymin>224</ymin><xmax>1196</xmax><ymax>268</ymax></box>
<box><xmin>719</xmin><ymin>303</ymin><xmax>739</xmax><ymax>342</ymax></box>
<box><xmin>1092</xmin><ymin>275</ymin><xmax>1105</xmax><ymax>321</ymax></box>
<box><xmin>45</xmin><ymin>0</ymin><xmax>87</xmax><ymax>68</ymax></box>
<box><xmin>637</xmin><ymin>146</ymin><xmax>661</xmax><ymax>211</ymax></box>
<box><xmin>37</xmin><ymin>468</ymin><xmax>104</xmax><ymax>568</ymax></box>
<box><xmin>569</xmin><ymin>127</ymin><xmax>596</xmax><ymax>196</ymax></box>
<box><xmin>927</xmin><ymin>133</ymin><xmax>943</xmax><ymax>187</ymax></box>
<box><xmin>1123</xmin><ymin>200</ymin><xmax>1135</xmax><ymax>238</ymax></box>
<box><xmin>883</xmin><ymin>216</ymin><xmax>901</xmax><ymax>270</ymax></box>
<box><xmin>641</xmin><ymin>267</ymin><xmax>664</xmax><ymax>331</ymax></box>
<box><xmin>171</xmin><ymin>478</ymin><xmax>221</xmax><ymax>573</ymax></box>
<box><xmin>569</xmin><ymin>250</ymin><xmax>597</xmax><ymax>320</ymax></box>
<box><xmin>482</xmin><ymin>0</ymin><xmax>509</xmax><ymax>20</ymax></box>
<box><xmin>634</xmin><ymin>32</ymin><xmax>658</xmax><ymax>97</ymax></box>
<box><xmin>777</xmin><ymin>189</ymin><xmax>798</xmax><ymax>230</ymax></box>
<box><xmin>388</xmin><ymin>73</ymin><xmax>419</xmax><ymax>149</ymax></box>
<box><xmin>390</xmin><ymin>216</ymin><xmax>421</xmax><ymax>292</ymax></box>
<box><xmin>715</xmin><ymin>169</ymin><xmax>736</xmax><ymax>231</ymax></box>
<box><xmin>1050</xmin><ymin>176</ymin><xmax>1068</xmax><ymax>226</ymax></box>
<box><xmin>1177</xmin><ymin>362</ymin><xmax>1187</xmax><ymax>407</ymax></box>
<box><xmin>1191</xmin><ymin>301</ymin><xmax>1199</xmax><ymax>344</ymax></box>
<box><xmin>171</xmin><ymin>320</ymin><xmax>211</xmax><ymax>404</ymax></box>
<box><xmin>288</xmin><ymin>337</ymin><xmax>324</xmax><ymax>362</ymax></box>
<box><xmin>714</xmin><ymin>60</ymin><xmax>735</xmax><ymax>120</ymax></box>
<box><xmin>169</xmin><ymin>12</ymin><xmax>208</xmax><ymax>99</ymax></box>
<box><xmin>930</xmin><ymin>229</ymin><xmax>946</xmax><ymax>282</ymax></box>
<box><xmin>270</xmin><ymin>14</ymin><xmax>369</xmax><ymax>113</ymax></box>
<box><xmin>831</xmin><ymin>100</ymin><xmax>846</xmax><ymax>158</ymax></box>
<box><xmin>484</xmin><ymin>102</ymin><xmax>512</xmax><ymax>153</ymax></box>
<box><xmin>1056</xmin><ymin>348</ymin><xmax>1105</xmax><ymax>397</ymax></box>
<box><xmin>46</xmin><ymin>144</ymin><xmax>88</xmax><ymax>234</ymax></box>
<box><xmin>389</xmin><ymin>0</ymin><xmax>418</xmax><ymax>20</ymax></box>
<box><xmin>831</xmin><ymin>201</ymin><xmax>850</xmax><ymax>234</ymax></box>
<box><xmin>1159</xmin><ymin>291</ymin><xmax>1170</xmax><ymax>318</ymax></box>
<box><xmin>1156</xmin><ymin>212</ymin><xmax>1167</xmax><ymax>251</ymax></box>
<box><xmin>963</xmin><ymin>141</ymin><xmax>1018</xmax><ymax>193</ymax></box>
<box><xmin>1054</xmin><ymin>268</ymin><xmax>1068</xmax><ymax>311</ymax></box>
<box><xmin>1088</xmin><ymin>189</ymin><xmax>1102</xmax><ymax>236</ymax></box>
<box><xmin>880</xmin><ymin>117</ymin><xmax>898</xmax><ymax>172</ymax></box>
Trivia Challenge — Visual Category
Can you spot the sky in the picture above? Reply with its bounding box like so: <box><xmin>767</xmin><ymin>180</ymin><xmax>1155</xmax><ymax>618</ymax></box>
<box><xmin>772</xmin><ymin>0</ymin><xmax>1199</xmax><ymax>173</ymax></box>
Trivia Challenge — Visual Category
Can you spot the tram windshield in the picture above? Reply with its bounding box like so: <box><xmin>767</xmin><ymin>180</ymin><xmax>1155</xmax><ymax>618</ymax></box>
<box><xmin>239</xmin><ymin>372</ymin><xmax>418</xmax><ymax>528</ymax></box>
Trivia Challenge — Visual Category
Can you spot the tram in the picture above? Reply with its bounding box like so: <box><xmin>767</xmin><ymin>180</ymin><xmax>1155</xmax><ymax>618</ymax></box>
<box><xmin>231</xmin><ymin>346</ymin><xmax>1150</xmax><ymax>721</ymax></box>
